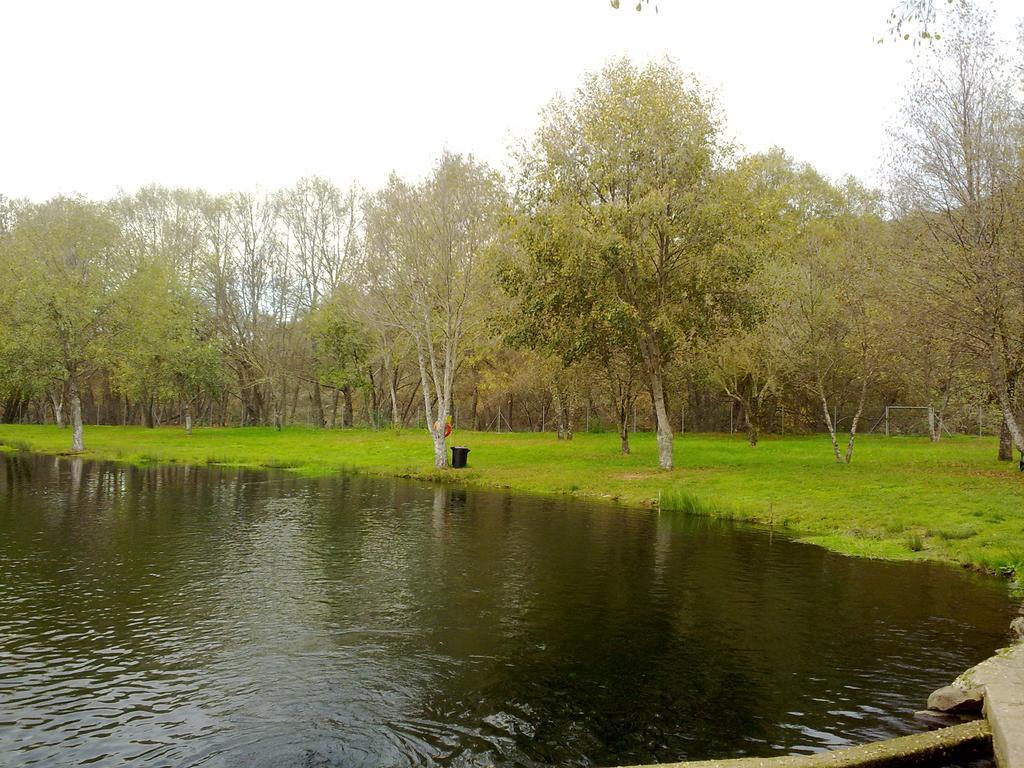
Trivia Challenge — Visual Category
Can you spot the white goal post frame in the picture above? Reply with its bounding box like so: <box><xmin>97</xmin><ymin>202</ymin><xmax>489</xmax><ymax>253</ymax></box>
<box><xmin>879</xmin><ymin>405</ymin><xmax>949</xmax><ymax>437</ymax></box>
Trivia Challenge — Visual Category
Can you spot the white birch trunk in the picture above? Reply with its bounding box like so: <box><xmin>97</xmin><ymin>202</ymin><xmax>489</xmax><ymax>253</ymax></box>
<box><xmin>383</xmin><ymin>355</ymin><xmax>401</xmax><ymax>431</ymax></box>
<box><xmin>820</xmin><ymin>394</ymin><xmax>843</xmax><ymax>463</ymax></box>
<box><xmin>927</xmin><ymin>407</ymin><xmax>939</xmax><ymax>443</ymax></box>
<box><xmin>552</xmin><ymin>386</ymin><xmax>564</xmax><ymax>440</ymax></box>
<box><xmin>417</xmin><ymin>347</ymin><xmax>448</xmax><ymax>469</ymax></box>
<box><xmin>649</xmin><ymin>368</ymin><xmax>673</xmax><ymax>470</ymax></box>
<box><xmin>987</xmin><ymin>344</ymin><xmax>1019</xmax><ymax>462</ymax></box>
<box><xmin>50</xmin><ymin>392</ymin><xmax>64</xmax><ymax>429</ymax></box>
<box><xmin>69</xmin><ymin>381</ymin><xmax>84</xmax><ymax>453</ymax></box>
<box><xmin>995</xmin><ymin>387</ymin><xmax>1024</xmax><ymax>457</ymax></box>
<box><xmin>844</xmin><ymin>378</ymin><xmax>869</xmax><ymax>464</ymax></box>
<box><xmin>390</xmin><ymin>378</ymin><xmax>400</xmax><ymax>432</ymax></box>
<box><xmin>432</xmin><ymin>428</ymin><xmax>447</xmax><ymax>468</ymax></box>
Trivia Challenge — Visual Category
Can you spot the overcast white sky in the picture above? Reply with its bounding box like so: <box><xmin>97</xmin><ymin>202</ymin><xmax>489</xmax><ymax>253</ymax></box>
<box><xmin>2</xmin><ymin>0</ymin><xmax>1021</xmax><ymax>201</ymax></box>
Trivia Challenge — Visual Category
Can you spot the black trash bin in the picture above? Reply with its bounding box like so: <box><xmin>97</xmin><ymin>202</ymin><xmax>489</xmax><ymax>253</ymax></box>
<box><xmin>451</xmin><ymin>446</ymin><xmax>470</xmax><ymax>469</ymax></box>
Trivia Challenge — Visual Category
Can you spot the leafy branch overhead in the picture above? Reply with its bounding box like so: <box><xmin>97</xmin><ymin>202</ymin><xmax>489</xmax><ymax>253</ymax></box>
<box><xmin>610</xmin><ymin>0</ymin><xmax>953</xmax><ymax>42</ymax></box>
<box><xmin>609</xmin><ymin>0</ymin><xmax>657</xmax><ymax>12</ymax></box>
<box><xmin>887</xmin><ymin>0</ymin><xmax>956</xmax><ymax>41</ymax></box>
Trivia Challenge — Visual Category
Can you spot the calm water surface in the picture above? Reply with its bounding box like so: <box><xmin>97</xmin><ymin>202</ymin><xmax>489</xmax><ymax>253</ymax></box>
<box><xmin>0</xmin><ymin>453</ymin><xmax>1014</xmax><ymax>767</ymax></box>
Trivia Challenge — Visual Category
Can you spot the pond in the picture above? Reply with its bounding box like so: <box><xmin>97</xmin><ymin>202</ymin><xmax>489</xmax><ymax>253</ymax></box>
<box><xmin>0</xmin><ymin>453</ymin><xmax>1014</xmax><ymax>767</ymax></box>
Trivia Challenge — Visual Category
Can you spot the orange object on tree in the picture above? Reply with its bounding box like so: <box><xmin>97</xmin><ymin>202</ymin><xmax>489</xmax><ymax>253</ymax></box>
<box><xmin>433</xmin><ymin>416</ymin><xmax>453</xmax><ymax>438</ymax></box>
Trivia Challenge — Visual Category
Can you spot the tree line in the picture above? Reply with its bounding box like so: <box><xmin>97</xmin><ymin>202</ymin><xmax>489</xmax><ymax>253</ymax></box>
<box><xmin>1</xmin><ymin>3</ymin><xmax>1022</xmax><ymax>470</ymax></box>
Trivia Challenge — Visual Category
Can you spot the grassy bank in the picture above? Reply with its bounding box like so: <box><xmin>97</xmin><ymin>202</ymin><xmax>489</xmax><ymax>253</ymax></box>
<box><xmin>1</xmin><ymin>424</ymin><xmax>1022</xmax><ymax>579</ymax></box>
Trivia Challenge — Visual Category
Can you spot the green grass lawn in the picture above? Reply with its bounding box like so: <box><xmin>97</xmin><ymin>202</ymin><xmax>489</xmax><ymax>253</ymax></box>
<box><xmin>2</xmin><ymin>424</ymin><xmax>1022</xmax><ymax>581</ymax></box>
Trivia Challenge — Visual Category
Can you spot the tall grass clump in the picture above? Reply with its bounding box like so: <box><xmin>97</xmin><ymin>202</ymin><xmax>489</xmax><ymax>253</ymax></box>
<box><xmin>661</xmin><ymin>491</ymin><xmax>715</xmax><ymax>516</ymax></box>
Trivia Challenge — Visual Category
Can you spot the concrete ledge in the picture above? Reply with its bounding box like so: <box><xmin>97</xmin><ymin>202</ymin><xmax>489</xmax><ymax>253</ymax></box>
<box><xmin>615</xmin><ymin>720</ymin><xmax>992</xmax><ymax>768</ymax></box>
<box><xmin>961</xmin><ymin>643</ymin><xmax>1024</xmax><ymax>768</ymax></box>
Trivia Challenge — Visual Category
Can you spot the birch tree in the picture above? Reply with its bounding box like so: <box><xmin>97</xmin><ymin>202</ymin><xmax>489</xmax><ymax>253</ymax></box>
<box><xmin>111</xmin><ymin>187</ymin><xmax>215</xmax><ymax>427</ymax></box>
<box><xmin>517</xmin><ymin>58</ymin><xmax>753</xmax><ymax>469</ymax></box>
<box><xmin>215</xmin><ymin>191</ymin><xmax>289</xmax><ymax>426</ymax></box>
<box><xmin>0</xmin><ymin>200</ymin><xmax>61</xmax><ymax>424</ymax></box>
<box><xmin>4</xmin><ymin>198</ymin><xmax>123</xmax><ymax>451</ymax></box>
<box><xmin>780</xmin><ymin>181</ymin><xmax>893</xmax><ymax>464</ymax></box>
<box><xmin>278</xmin><ymin>177</ymin><xmax>361</xmax><ymax>427</ymax></box>
<box><xmin>712</xmin><ymin>328</ymin><xmax>784</xmax><ymax>447</ymax></box>
<box><xmin>364</xmin><ymin>153</ymin><xmax>504</xmax><ymax>467</ymax></box>
<box><xmin>708</xmin><ymin>151</ymin><xmax>820</xmax><ymax>448</ymax></box>
<box><xmin>109</xmin><ymin>259</ymin><xmax>224</xmax><ymax>433</ymax></box>
<box><xmin>889</xmin><ymin>3</ymin><xmax>1024</xmax><ymax>462</ymax></box>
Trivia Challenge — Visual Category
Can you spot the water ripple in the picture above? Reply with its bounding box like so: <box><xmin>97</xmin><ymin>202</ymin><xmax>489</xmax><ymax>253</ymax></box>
<box><xmin>0</xmin><ymin>454</ymin><xmax>1013</xmax><ymax>767</ymax></box>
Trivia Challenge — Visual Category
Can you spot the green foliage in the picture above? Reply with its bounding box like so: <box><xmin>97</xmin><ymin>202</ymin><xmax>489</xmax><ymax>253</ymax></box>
<box><xmin>513</xmin><ymin>57</ymin><xmax>753</xmax><ymax>371</ymax></box>
<box><xmin>505</xmin><ymin>58</ymin><xmax>774</xmax><ymax>467</ymax></box>
<box><xmin>0</xmin><ymin>197</ymin><xmax>124</xmax><ymax>392</ymax></box>
<box><xmin>108</xmin><ymin>259</ymin><xmax>226</xmax><ymax>408</ymax></box>
<box><xmin>307</xmin><ymin>289</ymin><xmax>371</xmax><ymax>391</ymax></box>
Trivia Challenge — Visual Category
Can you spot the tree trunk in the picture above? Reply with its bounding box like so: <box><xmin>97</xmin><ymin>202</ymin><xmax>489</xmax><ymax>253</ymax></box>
<box><xmin>330</xmin><ymin>389</ymin><xmax>340</xmax><ymax>429</ymax></box>
<box><xmin>390</xmin><ymin>375</ymin><xmax>401</xmax><ymax>432</ymax></box>
<box><xmin>999</xmin><ymin>417</ymin><xmax>1014</xmax><ymax>461</ymax></box>
<box><xmin>821</xmin><ymin>393</ymin><xmax>843</xmax><ymax>463</ymax></box>
<box><xmin>744</xmin><ymin>406</ymin><xmax>759</xmax><ymax>448</ymax></box>
<box><xmin>432</xmin><ymin>428</ymin><xmax>447</xmax><ymax>468</ymax></box>
<box><xmin>523</xmin><ymin>400</ymin><xmax>535</xmax><ymax>432</ymax></box>
<box><xmin>69</xmin><ymin>380</ymin><xmax>84</xmax><ymax>453</ymax></box>
<box><xmin>1</xmin><ymin>393</ymin><xmax>23</xmax><ymax>423</ymax></box>
<box><xmin>844</xmin><ymin>377</ymin><xmax>869</xmax><ymax>464</ymax></box>
<box><xmin>282</xmin><ymin>378</ymin><xmax>292</xmax><ymax>427</ymax></box>
<box><xmin>552</xmin><ymin>387</ymin><xmax>563</xmax><ymax>439</ymax></box>
<box><xmin>470</xmin><ymin>384</ymin><xmax>479</xmax><ymax>431</ymax></box>
<box><xmin>342</xmin><ymin>386</ymin><xmax>354</xmax><ymax>428</ymax></box>
<box><xmin>927</xmin><ymin>406</ymin><xmax>941</xmax><ymax>443</ymax></box>
<box><xmin>618</xmin><ymin>403</ymin><xmax>630</xmax><ymax>455</ymax></box>
<box><xmin>649</xmin><ymin>367</ymin><xmax>674</xmax><ymax>470</ymax></box>
<box><xmin>995</xmin><ymin>390</ymin><xmax>1024</xmax><ymax>461</ymax></box>
<box><xmin>82</xmin><ymin>383</ymin><xmax>96</xmax><ymax>426</ymax></box>
<box><xmin>992</xmin><ymin>346</ymin><xmax>1020</xmax><ymax>461</ymax></box>
<box><xmin>552</xmin><ymin>384</ymin><xmax>574</xmax><ymax>440</ymax></box>
<box><xmin>400</xmin><ymin>381</ymin><xmax>421</xmax><ymax>428</ymax></box>
<box><xmin>311</xmin><ymin>381</ymin><xmax>326</xmax><ymax>428</ymax></box>
<box><xmin>101</xmin><ymin>377</ymin><xmax>115</xmax><ymax>426</ymax></box>
<box><xmin>185</xmin><ymin>403</ymin><xmax>193</xmax><ymax>436</ymax></box>
<box><xmin>382</xmin><ymin>356</ymin><xmax>400</xmax><ymax>431</ymax></box>
<box><xmin>50</xmin><ymin>391</ymin><xmax>64</xmax><ymax>429</ymax></box>
<box><xmin>415</xmin><ymin>348</ymin><xmax>448</xmax><ymax>469</ymax></box>
<box><xmin>369</xmin><ymin>376</ymin><xmax>380</xmax><ymax>429</ymax></box>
